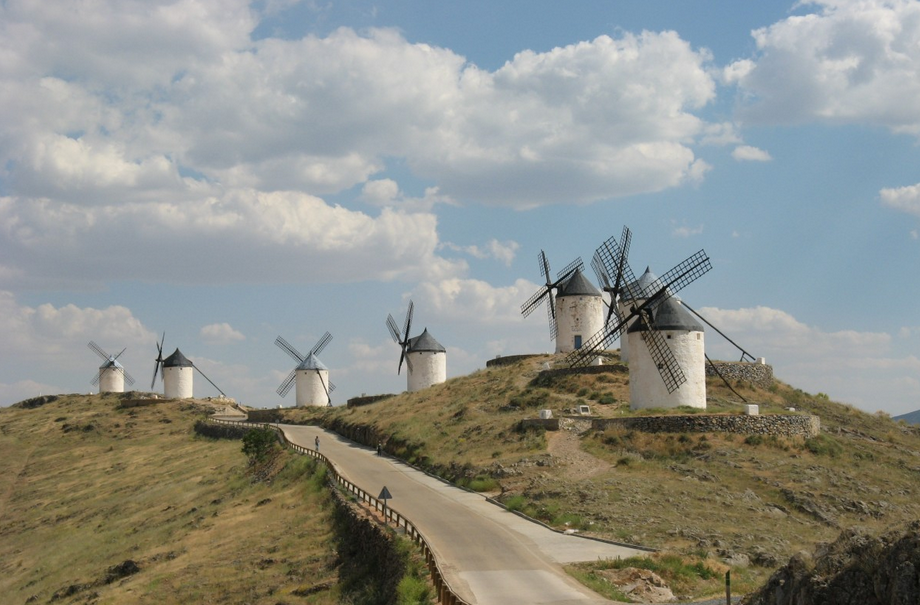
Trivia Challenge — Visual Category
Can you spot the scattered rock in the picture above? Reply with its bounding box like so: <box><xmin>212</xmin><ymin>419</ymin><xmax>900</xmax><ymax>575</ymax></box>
<box><xmin>104</xmin><ymin>559</ymin><xmax>140</xmax><ymax>584</ymax></box>
<box><xmin>598</xmin><ymin>567</ymin><xmax>676</xmax><ymax>603</ymax></box>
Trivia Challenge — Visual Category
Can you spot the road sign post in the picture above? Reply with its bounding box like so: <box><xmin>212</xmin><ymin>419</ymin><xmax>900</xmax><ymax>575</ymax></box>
<box><xmin>378</xmin><ymin>486</ymin><xmax>392</xmax><ymax>524</ymax></box>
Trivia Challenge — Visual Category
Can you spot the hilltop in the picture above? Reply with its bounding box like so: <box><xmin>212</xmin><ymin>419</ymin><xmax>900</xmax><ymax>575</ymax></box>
<box><xmin>274</xmin><ymin>353</ymin><xmax>920</xmax><ymax>597</ymax></box>
<box><xmin>4</xmin><ymin>356</ymin><xmax>920</xmax><ymax>603</ymax></box>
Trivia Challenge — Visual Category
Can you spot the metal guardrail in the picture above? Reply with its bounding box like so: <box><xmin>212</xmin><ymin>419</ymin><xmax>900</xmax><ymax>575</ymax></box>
<box><xmin>209</xmin><ymin>418</ymin><xmax>470</xmax><ymax>605</ymax></box>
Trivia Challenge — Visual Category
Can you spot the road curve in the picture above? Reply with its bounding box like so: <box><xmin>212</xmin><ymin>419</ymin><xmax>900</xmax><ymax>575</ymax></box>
<box><xmin>280</xmin><ymin>424</ymin><xmax>649</xmax><ymax>605</ymax></box>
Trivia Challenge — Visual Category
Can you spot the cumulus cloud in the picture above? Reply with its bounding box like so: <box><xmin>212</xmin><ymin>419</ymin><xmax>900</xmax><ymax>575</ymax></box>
<box><xmin>0</xmin><ymin>291</ymin><xmax>157</xmax><ymax>404</ymax></box>
<box><xmin>200</xmin><ymin>322</ymin><xmax>246</xmax><ymax>344</ymax></box>
<box><xmin>414</xmin><ymin>277</ymin><xmax>537</xmax><ymax>325</ymax></box>
<box><xmin>360</xmin><ymin>179</ymin><xmax>455</xmax><ymax>212</ymax></box>
<box><xmin>697</xmin><ymin>305</ymin><xmax>920</xmax><ymax>413</ymax></box>
<box><xmin>441</xmin><ymin>239</ymin><xmax>520</xmax><ymax>266</ymax></box>
<box><xmin>880</xmin><ymin>183</ymin><xmax>920</xmax><ymax>217</ymax></box>
<box><xmin>731</xmin><ymin>145</ymin><xmax>772</xmax><ymax>162</ymax></box>
<box><xmin>728</xmin><ymin>0</ymin><xmax>920</xmax><ymax>134</ymax></box>
<box><xmin>0</xmin><ymin>290</ymin><xmax>156</xmax><ymax>359</ymax></box>
<box><xmin>0</xmin><ymin>191</ymin><xmax>464</xmax><ymax>288</ymax></box>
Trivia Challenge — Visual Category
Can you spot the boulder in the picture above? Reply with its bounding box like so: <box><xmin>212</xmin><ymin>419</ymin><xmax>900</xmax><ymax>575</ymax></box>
<box><xmin>742</xmin><ymin>521</ymin><xmax>920</xmax><ymax>605</ymax></box>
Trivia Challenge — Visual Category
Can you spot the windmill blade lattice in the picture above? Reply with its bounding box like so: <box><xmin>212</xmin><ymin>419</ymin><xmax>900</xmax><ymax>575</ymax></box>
<box><xmin>566</xmin><ymin>231</ymin><xmax>711</xmax><ymax>394</ymax></box>
<box><xmin>275</xmin><ymin>332</ymin><xmax>333</xmax><ymax>399</ymax></box>
<box><xmin>87</xmin><ymin>341</ymin><xmax>135</xmax><ymax>387</ymax></box>
<box><xmin>520</xmin><ymin>251</ymin><xmax>585</xmax><ymax>341</ymax></box>
<box><xmin>591</xmin><ymin>226</ymin><xmax>632</xmax><ymax>327</ymax></box>
<box><xmin>150</xmin><ymin>332</ymin><xmax>166</xmax><ymax>389</ymax></box>
<box><xmin>386</xmin><ymin>300</ymin><xmax>414</xmax><ymax>374</ymax></box>
<box><xmin>275</xmin><ymin>335</ymin><xmax>306</xmax><ymax>364</ymax></box>
<box><xmin>277</xmin><ymin>368</ymin><xmax>298</xmax><ymax>397</ymax></box>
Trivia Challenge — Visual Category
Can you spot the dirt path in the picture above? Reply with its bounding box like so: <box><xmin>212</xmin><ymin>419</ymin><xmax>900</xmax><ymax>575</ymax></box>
<box><xmin>545</xmin><ymin>430</ymin><xmax>611</xmax><ymax>480</ymax></box>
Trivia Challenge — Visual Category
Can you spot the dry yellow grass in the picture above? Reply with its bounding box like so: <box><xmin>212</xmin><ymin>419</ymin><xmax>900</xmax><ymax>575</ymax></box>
<box><xmin>278</xmin><ymin>354</ymin><xmax>920</xmax><ymax>599</ymax></box>
<box><xmin>0</xmin><ymin>393</ymin><xmax>338</xmax><ymax>605</ymax></box>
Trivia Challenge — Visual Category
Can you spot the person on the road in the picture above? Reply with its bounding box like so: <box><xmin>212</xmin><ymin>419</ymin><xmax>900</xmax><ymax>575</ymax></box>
<box><xmin>314</xmin><ymin>435</ymin><xmax>320</xmax><ymax>451</ymax></box>
<box><xmin>376</xmin><ymin>442</ymin><xmax>382</xmax><ymax>456</ymax></box>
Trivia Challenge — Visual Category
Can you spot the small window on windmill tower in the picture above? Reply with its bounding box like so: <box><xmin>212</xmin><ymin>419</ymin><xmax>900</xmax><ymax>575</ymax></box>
<box><xmin>574</xmin><ymin>335</ymin><xmax>582</xmax><ymax>349</ymax></box>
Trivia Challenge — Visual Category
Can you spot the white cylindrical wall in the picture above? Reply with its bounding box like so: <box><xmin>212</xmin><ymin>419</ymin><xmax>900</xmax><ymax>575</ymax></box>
<box><xmin>555</xmin><ymin>295</ymin><xmax>605</xmax><ymax>354</ymax></box>
<box><xmin>628</xmin><ymin>330</ymin><xmax>706</xmax><ymax>410</ymax></box>
<box><xmin>616</xmin><ymin>300</ymin><xmax>645</xmax><ymax>363</ymax></box>
<box><xmin>164</xmin><ymin>366</ymin><xmax>193</xmax><ymax>399</ymax></box>
<box><xmin>407</xmin><ymin>351</ymin><xmax>446</xmax><ymax>392</ymax></box>
<box><xmin>99</xmin><ymin>368</ymin><xmax>124</xmax><ymax>393</ymax></box>
<box><xmin>296</xmin><ymin>369</ymin><xmax>329</xmax><ymax>407</ymax></box>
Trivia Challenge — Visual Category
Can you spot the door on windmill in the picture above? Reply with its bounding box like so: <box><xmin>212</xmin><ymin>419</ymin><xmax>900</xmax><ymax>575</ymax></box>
<box><xmin>574</xmin><ymin>335</ymin><xmax>583</xmax><ymax>350</ymax></box>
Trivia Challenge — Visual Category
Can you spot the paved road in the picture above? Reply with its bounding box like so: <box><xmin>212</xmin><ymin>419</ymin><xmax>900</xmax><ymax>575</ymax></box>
<box><xmin>280</xmin><ymin>425</ymin><xmax>650</xmax><ymax>605</ymax></box>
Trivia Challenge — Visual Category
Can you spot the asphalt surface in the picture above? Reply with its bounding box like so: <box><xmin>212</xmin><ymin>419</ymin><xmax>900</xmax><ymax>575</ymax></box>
<box><xmin>280</xmin><ymin>424</ymin><xmax>651</xmax><ymax>605</ymax></box>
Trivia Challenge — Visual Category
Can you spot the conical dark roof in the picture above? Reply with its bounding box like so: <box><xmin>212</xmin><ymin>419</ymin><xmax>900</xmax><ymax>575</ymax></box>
<box><xmin>627</xmin><ymin>298</ymin><xmax>703</xmax><ymax>333</ymax></box>
<box><xmin>297</xmin><ymin>352</ymin><xmax>328</xmax><ymax>371</ymax></box>
<box><xmin>163</xmin><ymin>348</ymin><xmax>193</xmax><ymax>367</ymax></box>
<box><xmin>99</xmin><ymin>356</ymin><xmax>124</xmax><ymax>370</ymax></box>
<box><xmin>408</xmin><ymin>328</ymin><xmax>446</xmax><ymax>353</ymax></box>
<box><xmin>557</xmin><ymin>268</ymin><xmax>601</xmax><ymax>297</ymax></box>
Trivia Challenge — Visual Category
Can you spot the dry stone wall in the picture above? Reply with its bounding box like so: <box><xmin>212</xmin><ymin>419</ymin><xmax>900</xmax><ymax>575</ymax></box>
<box><xmin>706</xmin><ymin>361</ymin><xmax>774</xmax><ymax>388</ymax></box>
<box><xmin>591</xmin><ymin>413</ymin><xmax>820</xmax><ymax>437</ymax></box>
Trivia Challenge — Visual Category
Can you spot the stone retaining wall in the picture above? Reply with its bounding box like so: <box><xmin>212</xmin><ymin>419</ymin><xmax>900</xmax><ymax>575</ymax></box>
<box><xmin>346</xmin><ymin>394</ymin><xmax>395</xmax><ymax>408</ymax></box>
<box><xmin>706</xmin><ymin>361</ymin><xmax>774</xmax><ymax>389</ymax></box>
<box><xmin>591</xmin><ymin>413</ymin><xmax>820</xmax><ymax>437</ymax></box>
<box><xmin>485</xmin><ymin>354</ymin><xmax>546</xmax><ymax>368</ymax></box>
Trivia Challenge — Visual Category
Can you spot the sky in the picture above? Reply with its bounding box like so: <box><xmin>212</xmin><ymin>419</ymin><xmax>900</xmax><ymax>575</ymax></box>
<box><xmin>1</xmin><ymin>0</ymin><xmax>919</xmax><ymax>414</ymax></box>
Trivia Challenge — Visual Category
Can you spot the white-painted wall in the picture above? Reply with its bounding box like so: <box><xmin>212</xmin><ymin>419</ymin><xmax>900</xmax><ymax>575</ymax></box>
<box><xmin>555</xmin><ymin>295</ymin><xmax>605</xmax><ymax>354</ymax></box>
<box><xmin>296</xmin><ymin>369</ymin><xmax>330</xmax><ymax>407</ymax></box>
<box><xmin>164</xmin><ymin>366</ymin><xmax>193</xmax><ymax>399</ymax></box>
<box><xmin>407</xmin><ymin>350</ymin><xmax>446</xmax><ymax>392</ymax></box>
<box><xmin>628</xmin><ymin>329</ymin><xmax>706</xmax><ymax>410</ymax></box>
<box><xmin>616</xmin><ymin>299</ymin><xmax>645</xmax><ymax>363</ymax></box>
<box><xmin>98</xmin><ymin>367</ymin><xmax>124</xmax><ymax>393</ymax></box>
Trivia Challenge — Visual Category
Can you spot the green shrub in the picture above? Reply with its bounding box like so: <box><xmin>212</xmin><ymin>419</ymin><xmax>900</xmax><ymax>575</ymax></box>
<box><xmin>241</xmin><ymin>427</ymin><xmax>279</xmax><ymax>463</ymax></box>
<box><xmin>804</xmin><ymin>434</ymin><xmax>843</xmax><ymax>457</ymax></box>
<box><xmin>465</xmin><ymin>476</ymin><xmax>500</xmax><ymax>492</ymax></box>
<box><xmin>504</xmin><ymin>495</ymin><xmax>526</xmax><ymax>511</ymax></box>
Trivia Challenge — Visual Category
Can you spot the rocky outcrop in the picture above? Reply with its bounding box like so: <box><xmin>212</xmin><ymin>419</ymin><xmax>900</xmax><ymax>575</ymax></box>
<box><xmin>742</xmin><ymin>522</ymin><xmax>920</xmax><ymax>605</ymax></box>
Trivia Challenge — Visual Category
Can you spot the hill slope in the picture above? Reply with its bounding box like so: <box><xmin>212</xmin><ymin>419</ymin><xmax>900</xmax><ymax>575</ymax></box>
<box><xmin>0</xmin><ymin>393</ymin><xmax>338</xmax><ymax>605</ymax></box>
<box><xmin>278</xmin><ymin>355</ymin><xmax>920</xmax><ymax>597</ymax></box>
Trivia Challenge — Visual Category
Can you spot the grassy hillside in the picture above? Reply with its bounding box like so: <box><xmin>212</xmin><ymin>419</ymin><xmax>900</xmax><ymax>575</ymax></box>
<box><xmin>279</xmin><ymin>354</ymin><xmax>920</xmax><ymax>598</ymax></box>
<box><xmin>0</xmin><ymin>393</ymin><xmax>339</xmax><ymax>605</ymax></box>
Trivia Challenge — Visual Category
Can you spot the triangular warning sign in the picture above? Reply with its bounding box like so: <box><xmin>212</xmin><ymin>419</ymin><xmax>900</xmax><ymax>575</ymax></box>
<box><xmin>378</xmin><ymin>486</ymin><xmax>392</xmax><ymax>500</ymax></box>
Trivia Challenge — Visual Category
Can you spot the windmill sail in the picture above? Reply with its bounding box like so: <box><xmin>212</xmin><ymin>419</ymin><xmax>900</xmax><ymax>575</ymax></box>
<box><xmin>566</xmin><ymin>230</ymin><xmax>711</xmax><ymax>394</ymax></box>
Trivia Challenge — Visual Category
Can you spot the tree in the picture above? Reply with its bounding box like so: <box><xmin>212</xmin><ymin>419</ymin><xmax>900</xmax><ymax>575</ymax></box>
<box><xmin>242</xmin><ymin>427</ymin><xmax>279</xmax><ymax>464</ymax></box>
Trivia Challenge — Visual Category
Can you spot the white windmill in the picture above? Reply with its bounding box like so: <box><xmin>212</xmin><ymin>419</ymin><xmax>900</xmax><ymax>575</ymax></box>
<box><xmin>87</xmin><ymin>341</ymin><xmax>135</xmax><ymax>394</ymax></box>
<box><xmin>150</xmin><ymin>333</ymin><xmax>225</xmax><ymax>400</ymax></box>
<box><xmin>568</xmin><ymin>227</ymin><xmax>711</xmax><ymax>410</ymax></box>
<box><xmin>387</xmin><ymin>300</ymin><xmax>446</xmax><ymax>392</ymax></box>
<box><xmin>521</xmin><ymin>251</ymin><xmax>604</xmax><ymax>354</ymax></box>
<box><xmin>275</xmin><ymin>332</ymin><xmax>335</xmax><ymax>407</ymax></box>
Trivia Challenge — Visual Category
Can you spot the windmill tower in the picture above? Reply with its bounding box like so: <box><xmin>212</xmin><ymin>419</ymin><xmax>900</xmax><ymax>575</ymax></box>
<box><xmin>626</xmin><ymin>296</ymin><xmax>706</xmax><ymax>409</ymax></box>
<box><xmin>616</xmin><ymin>267</ymin><xmax>659</xmax><ymax>363</ymax></box>
<box><xmin>387</xmin><ymin>301</ymin><xmax>447</xmax><ymax>392</ymax></box>
<box><xmin>150</xmin><ymin>333</ymin><xmax>225</xmax><ymax>399</ymax></box>
<box><xmin>566</xmin><ymin>227</ymin><xmax>711</xmax><ymax>410</ymax></box>
<box><xmin>521</xmin><ymin>251</ymin><xmax>603</xmax><ymax>353</ymax></box>
<box><xmin>554</xmin><ymin>269</ymin><xmax>605</xmax><ymax>354</ymax></box>
<box><xmin>87</xmin><ymin>341</ymin><xmax>135</xmax><ymax>393</ymax></box>
<box><xmin>275</xmin><ymin>332</ymin><xmax>335</xmax><ymax>407</ymax></box>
